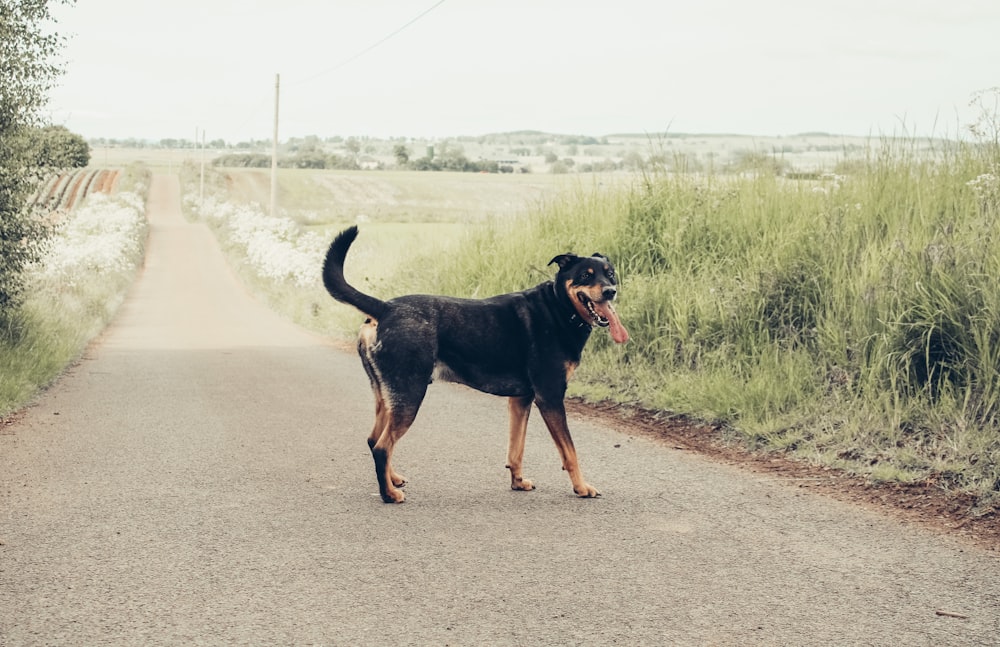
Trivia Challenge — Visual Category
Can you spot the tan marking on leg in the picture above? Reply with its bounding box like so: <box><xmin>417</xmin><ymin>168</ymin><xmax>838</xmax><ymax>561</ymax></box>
<box><xmin>564</xmin><ymin>361</ymin><xmax>578</xmax><ymax>382</ymax></box>
<box><xmin>360</xmin><ymin>319</ymin><xmax>409</xmax><ymax>498</ymax></box>
<box><xmin>506</xmin><ymin>396</ymin><xmax>535</xmax><ymax>491</ymax></box>
<box><xmin>368</xmin><ymin>390</ymin><xmax>387</xmax><ymax>445</ymax></box>
<box><xmin>537</xmin><ymin>404</ymin><xmax>600</xmax><ymax>498</ymax></box>
<box><xmin>367</xmin><ymin>391</ymin><xmax>407</xmax><ymax>489</ymax></box>
<box><xmin>372</xmin><ymin>419</ymin><xmax>412</xmax><ymax>503</ymax></box>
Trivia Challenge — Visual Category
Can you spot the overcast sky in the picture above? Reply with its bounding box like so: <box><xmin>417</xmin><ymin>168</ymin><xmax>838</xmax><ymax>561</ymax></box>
<box><xmin>46</xmin><ymin>0</ymin><xmax>1000</xmax><ymax>143</ymax></box>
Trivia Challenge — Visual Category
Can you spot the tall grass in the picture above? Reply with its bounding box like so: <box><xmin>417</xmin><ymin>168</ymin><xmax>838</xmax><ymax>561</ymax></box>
<box><xmin>408</xmin><ymin>140</ymin><xmax>1000</xmax><ymax>508</ymax></box>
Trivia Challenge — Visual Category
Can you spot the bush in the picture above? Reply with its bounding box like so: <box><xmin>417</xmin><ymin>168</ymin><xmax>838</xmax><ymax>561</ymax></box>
<box><xmin>214</xmin><ymin>153</ymin><xmax>271</xmax><ymax>168</ymax></box>
<box><xmin>29</xmin><ymin>125</ymin><xmax>90</xmax><ymax>168</ymax></box>
<box><xmin>408</xmin><ymin>154</ymin><xmax>498</xmax><ymax>173</ymax></box>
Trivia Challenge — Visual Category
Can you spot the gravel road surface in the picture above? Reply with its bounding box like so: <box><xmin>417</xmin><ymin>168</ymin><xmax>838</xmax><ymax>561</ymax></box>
<box><xmin>2</xmin><ymin>174</ymin><xmax>998</xmax><ymax>646</ymax></box>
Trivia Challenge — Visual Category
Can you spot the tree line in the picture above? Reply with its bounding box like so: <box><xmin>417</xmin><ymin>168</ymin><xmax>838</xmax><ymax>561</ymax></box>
<box><xmin>212</xmin><ymin>146</ymin><xmax>522</xmax><ymax>174</ymax></box>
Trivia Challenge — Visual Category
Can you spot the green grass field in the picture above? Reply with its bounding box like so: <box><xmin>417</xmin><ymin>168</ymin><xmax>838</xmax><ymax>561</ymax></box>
<box><xmin>223</xmin><ymin>167</ymin><xmax>623</xmax><ymax>224</ymax></box>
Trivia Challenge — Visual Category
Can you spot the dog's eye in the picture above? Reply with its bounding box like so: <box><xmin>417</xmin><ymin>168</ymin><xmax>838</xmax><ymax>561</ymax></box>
<box><xmin>607</xmin><ymin>269</ymin><xmax>616</xmax><ymax>281</ymax></box>
<box><xmin>578</xmin><ymin>272</ymin><xmax>592</xmax><ymax>284</ymax></box>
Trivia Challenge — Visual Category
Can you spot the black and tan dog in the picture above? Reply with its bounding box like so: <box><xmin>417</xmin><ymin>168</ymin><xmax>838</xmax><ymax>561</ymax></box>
<box><xmin>322</xmin><ymin>226</ymin><xmax>629</xmax><ymax>503</ymax></box>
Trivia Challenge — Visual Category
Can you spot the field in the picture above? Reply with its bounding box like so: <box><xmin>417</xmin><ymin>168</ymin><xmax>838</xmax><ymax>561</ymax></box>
<box><xmin>224</xmin><ymin>167</ymin><xmax>613</xmax><ymax>224</ymax></box>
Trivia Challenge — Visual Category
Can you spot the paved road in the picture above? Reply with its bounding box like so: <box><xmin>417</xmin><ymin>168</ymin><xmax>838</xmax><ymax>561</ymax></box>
<box><xmin>2</xmin><ymin>174</ymin><xmax>998</xmax><ymax>646</ymax></box>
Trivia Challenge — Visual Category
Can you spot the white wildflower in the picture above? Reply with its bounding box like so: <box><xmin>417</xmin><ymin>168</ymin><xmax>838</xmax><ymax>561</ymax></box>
<box><xmin>35</xmin><ymin>192</ymin><xmax>146</xmax><ymax>285</ymax></box>
<box><xmin>966</xmin><ymin>172</ymin><xmax>999</xmax><ymax>199</ymax></box>
<box><xmin>190</xmin><ymin>194</ymin><xmax>325</xmax><ymax>288</ymax></box>
<box><xmin>966</xmin><ymin>170</ymin><xmax>1000</xmax><ymax>215</ymax></box>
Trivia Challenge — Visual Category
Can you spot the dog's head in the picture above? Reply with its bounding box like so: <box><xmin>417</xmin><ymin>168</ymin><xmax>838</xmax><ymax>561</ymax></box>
<box><xmin>549</xmin><ymin>253</ymin><xmax>629</xmax><ymax>344</ymax></box>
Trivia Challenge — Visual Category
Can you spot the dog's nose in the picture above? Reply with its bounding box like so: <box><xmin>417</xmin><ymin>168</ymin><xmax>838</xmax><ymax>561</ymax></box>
<box><xmin>602</xmin><ymin>286</ymin><xmax>617</xmax><ymax>300</ymax></box>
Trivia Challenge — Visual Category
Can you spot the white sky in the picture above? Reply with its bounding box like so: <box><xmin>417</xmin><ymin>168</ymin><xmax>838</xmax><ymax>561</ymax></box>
<box><xmin>46</xmin><ymin>0</ymin><xmax>1000</xmax><ymax>143</ymax></box>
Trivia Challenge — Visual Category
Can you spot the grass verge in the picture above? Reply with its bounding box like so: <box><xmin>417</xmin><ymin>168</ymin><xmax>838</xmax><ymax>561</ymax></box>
<box><xmin>401</xmin><ymin>140</ymin><xmax>1000</xmax><ymax>512</ymax></box>
<box><xmin>0</xmin><ymin>165</ymin><xmax>151</xmax><ymax>417</ymax></box>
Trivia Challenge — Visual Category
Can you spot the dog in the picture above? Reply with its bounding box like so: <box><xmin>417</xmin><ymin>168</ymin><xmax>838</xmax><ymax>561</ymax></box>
<box><xmin>322</xmin><ymin>226</ymin><xmax>629</xmax><ymax>503</ymax></box>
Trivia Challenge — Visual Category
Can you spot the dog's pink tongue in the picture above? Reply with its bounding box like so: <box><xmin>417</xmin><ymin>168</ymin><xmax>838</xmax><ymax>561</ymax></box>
<box><xmin>595</xmin><ymin>301</ymin><xmax>629</xmax><ymax>344</ymax></box>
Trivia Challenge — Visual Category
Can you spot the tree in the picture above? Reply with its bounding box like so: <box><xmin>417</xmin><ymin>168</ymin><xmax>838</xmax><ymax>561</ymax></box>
<box><xmin>0</xmin><ymin>0</ymin><xmax>72</xmax><ymax>318</ymax></box>
<box><xmin>393</xmin><ymin>144</ymin><xmax>409</xmax><ymax>166</ymax></box>
<box><xmin>30</xmin><ymin>124</ymin><xmax>90</xmax><ymax>168</ymax></box>
<box><xmin>732</xmin><ymin>150</ymin><xmax>788</xmax><ymax>176</ymax></box>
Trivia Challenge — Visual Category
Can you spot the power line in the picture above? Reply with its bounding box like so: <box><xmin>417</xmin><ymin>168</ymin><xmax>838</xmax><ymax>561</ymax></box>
<box><xmin>292</xmin><ymin>0</ymin><xmax>447</xmax><ymax>86</ymax></box>
<box><xmin>210</xmin><ymin>1</ymin><xmax>447</xmax><ymax>142</ymax></box>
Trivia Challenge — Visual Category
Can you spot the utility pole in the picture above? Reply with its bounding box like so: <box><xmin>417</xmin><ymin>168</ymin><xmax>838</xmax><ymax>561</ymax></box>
<box><xmin>199</xmin><ymin>127</ymin><xmax>205</xmax><ymax>209</ymax></box>
<box><xmin>270</xmin><ymin>73</ymin><xmax>280</xmax><ymax>219</ymax></box>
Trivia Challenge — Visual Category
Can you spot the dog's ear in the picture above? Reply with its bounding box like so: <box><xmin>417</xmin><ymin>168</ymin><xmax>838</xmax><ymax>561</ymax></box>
<box><xmin>590</xmin><ymin>253</ymin><xmax>608</xmax><ymax>261</ymax></box>
<box><xmin>548</xmin><ymin>254</ymin><xmax>580</xmax><ymax>270</ymax></box>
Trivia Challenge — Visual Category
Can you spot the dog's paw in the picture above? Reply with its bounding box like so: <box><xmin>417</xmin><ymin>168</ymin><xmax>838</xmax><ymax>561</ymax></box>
<box><xmin>574</xmin><ymin>483</ymin><xmax>601</xmax><ymax>498</ymax></box>
<box><xmin>391</xmin><ymin>472</ymin><xmax>407</xmax><ymax>488</ymax></box>
<box><xmin>381</xmin><ymin>487</ymin><xmax>406</xmax><ymax>503</ymax></box>
<box><xmin>511</xmin><ymin>477</ymin><xmax>534</xmax><ymax>491</ymax></box>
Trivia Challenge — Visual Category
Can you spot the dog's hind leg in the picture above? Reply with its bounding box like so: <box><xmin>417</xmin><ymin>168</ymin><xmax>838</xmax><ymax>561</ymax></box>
<box><xmin>370</xmin><ymin>398</ymin><xmax>422</xmax><ymax>503</ymax></box>
<box><xmin>535</xmin><ymin>401</ymin><xmax>600</xmax><ymax>498</ymax></box>
<box><xmin>506</xmin><ymin>396</ymin><xmax>535</xmax><ymax>491</ymax></box>
<box><xmin>366</xmin><ymin>367</ymin><xmax>429</xmax><ymax>504</ymax></box>
<box><xmin>358</xmin><ymin>318</ymin><xmax>412</xmax><ymax>498</ymax></box>
<box><xmin>367</xmin><ymin>390</ymin><xmax>406</xmax><ymax>489</ymax></box>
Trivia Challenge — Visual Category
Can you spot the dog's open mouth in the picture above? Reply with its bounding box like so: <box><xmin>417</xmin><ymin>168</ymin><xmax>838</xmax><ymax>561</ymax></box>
<box><xmin>579</xmin><ymin>293</ymin><xmax>610</xmax><ymax>327</ymax></box>
<box><xmin>576</xmin><ymin>293</ymin><xmax>630</xmax><ymax>344</ymax></box>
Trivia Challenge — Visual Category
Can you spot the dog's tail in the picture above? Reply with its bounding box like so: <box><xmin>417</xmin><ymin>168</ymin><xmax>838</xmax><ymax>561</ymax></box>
<box><xmin>322</xmin><ymin>226</ymin><xmax>389</xmax><ymax>319</ymax></box>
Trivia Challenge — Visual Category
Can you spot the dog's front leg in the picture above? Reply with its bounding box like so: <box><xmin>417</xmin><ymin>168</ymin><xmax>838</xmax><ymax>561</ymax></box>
<box><xmin>536</xmin><ymin>401</ymin><xmax>600</xmax><ymax>498</ymax></box>
<box><xmin>506</xmin><ymin>396</ymin><xmax>535</xmax><ymax>491</ymax></box>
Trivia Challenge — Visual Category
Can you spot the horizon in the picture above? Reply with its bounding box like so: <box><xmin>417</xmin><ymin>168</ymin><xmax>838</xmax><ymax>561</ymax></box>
<box><xmin>75</xmin><ymin>129</ymin><xmax>964</xmax><ymax>147</ymax></box>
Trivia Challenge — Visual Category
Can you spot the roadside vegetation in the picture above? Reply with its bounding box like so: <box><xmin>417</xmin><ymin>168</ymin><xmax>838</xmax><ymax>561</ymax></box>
<box><xmin>0</xmin><ymin>166</ymin><xmax>150</xmax><ymax>415</ymax></box>
<box><xmin>419</xmin><ymin>139</ymin><xmax>1000</xmax><ymax>512</ymax></box>
<box><xmin>180</xmin><ymin>166</ymin><xmax>465</xmax><ymax>336</ymax></box>
<box><xmin>0</xmin><ymin>0</ymin><xmax>135</xmax><ymax>416</ymax></box>
<box><xmin>1</xmin><ymin>1</ymin><xmax>74</xmax><ymax>322</ymax></box>
<box><xmin>180</xmin><ymin>112</ymin><xmax>1000</xmax><ymax>512</ymax></box>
